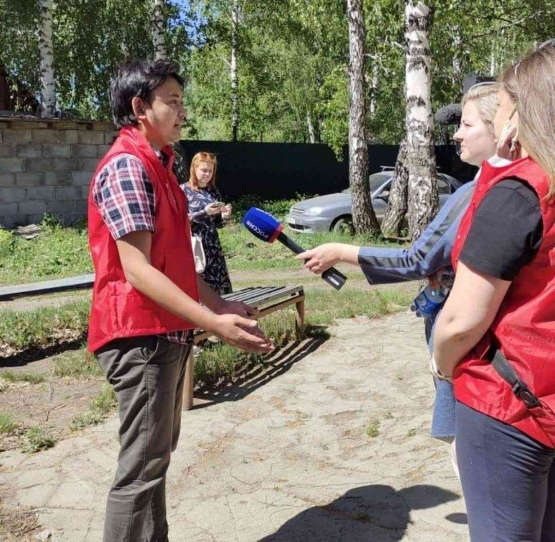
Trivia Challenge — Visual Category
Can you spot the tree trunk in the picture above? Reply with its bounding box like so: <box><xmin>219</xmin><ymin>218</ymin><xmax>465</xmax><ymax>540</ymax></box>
<box><xmin>171</xmin><ymin>143</ymin><xmax>189</xmax><ymax>185</ymax></box>
<box><xmin>152</xmin><ymin>0</ymin><xmax>168</xmax><ymax>60</ymax></box>
<box><xmin>347</xmin><ymin>0</ymin><xmax>380</xmax><ymax>235</ymax></box>
<box><xmin>452</xmin><ymin>24</ymin><xmax>462</xmax><ymax>92</ymax></box>
<box><xmin>405</xmin><ymin>0</ymin><xmax>438</xmax><ymax>242</ymax></box>
<box><xmin>38</xmin><ymin>0</ymin><xmax>56</xmax><ymax>118</ymax></box>
<box><xmin>307</xmin><ymin>111</ymin><xmax>316</xmax><ymax>143</ymax></box>
<box><xmin>490</xmin><ymin>42</ymin><xmax>496</xmax><ymax>77</ymax></box>
<box><xmin>231</xmin><ymin>0</ymin><xmax>239</xmax><ymax>142</ymax></box>
<box><xmin>370</xmin><ymin>60</ymin><xmax>379</xmax><ymax>117</ymax></box>
<box><xmin>381</xmin><ymin>138</ymin><xmax>409</xmax><ymax>237</ymax></box>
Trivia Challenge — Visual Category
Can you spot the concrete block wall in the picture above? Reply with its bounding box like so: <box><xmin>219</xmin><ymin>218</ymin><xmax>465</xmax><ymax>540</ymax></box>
<box><xmin>0</xmin><ymin>118</ymin><xmax>117</xmax><ymax>228</ymax></box>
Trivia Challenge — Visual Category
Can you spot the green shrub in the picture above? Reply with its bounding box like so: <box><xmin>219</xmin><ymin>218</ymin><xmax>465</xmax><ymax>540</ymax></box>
<box><xmin>366</xmin><ymin>418</ymin><xmax>381</xmax><ymax>438</ymax></box>
<box><xmin>22</xmin><ymin>427</ymin><xmax>57</xmax><ymax>453</ymax></box>
<box><xmin>0</xmin><ymin>413</ymin><xmax>19</xmax><ymax>435</ymax></box>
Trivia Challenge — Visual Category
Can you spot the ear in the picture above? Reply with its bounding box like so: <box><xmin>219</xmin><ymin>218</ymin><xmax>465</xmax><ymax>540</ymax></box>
<box><xmin>131</xmin><ymin>96</ymin><xmax>147</xmax><ymax>121</ymax></box>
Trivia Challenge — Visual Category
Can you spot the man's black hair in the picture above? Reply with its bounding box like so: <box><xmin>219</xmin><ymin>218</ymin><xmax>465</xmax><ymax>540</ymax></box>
<box><xmin>110</xmin><ymin>60</ymin><xmax>185</xmax><ymax>129</ymax></box>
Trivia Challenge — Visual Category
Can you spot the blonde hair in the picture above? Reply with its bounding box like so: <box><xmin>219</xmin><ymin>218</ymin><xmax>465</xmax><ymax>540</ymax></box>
<box><xmin>188</xmin><ymin>152</ymin><xmax>218</xmax><ymax>191</ymax></box>
<box><xmin>500</xmin><ymin>42</ymin><xmax>555</xmax><ymax>198</ymax></box>
<box><xmin>461</xmin><ymin>83</ymin><xmax>500</xmax><ymax>139</ymax></box>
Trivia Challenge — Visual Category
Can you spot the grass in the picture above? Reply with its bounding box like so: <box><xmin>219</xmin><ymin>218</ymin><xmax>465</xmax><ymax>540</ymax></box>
<box><xmin>0</xmin><ymin>371</ymin><xmax>46</xmax><ymax>384</ymax></box>
<box><xmin>407</xmin><ymin>428</ymin><xmax>417</xmax><ymax>437</ymax></box>
<box><xmin>0</xmin><ymin>283</ymin><xmax>414</xmax><ymax>389</ymax></box>
<box><xmin>220</xmin><ymin>222</ymin><xmax>403</xmax><ymax>272</ymax></box>
<box><xmin>0</xmin><ymin>206</ymin><xmax>415</xmax><ymax>394</ymax></box>
<box><xmin>0</xmin><ymin>413</ymin><xmax>19</xmax><ymax>435</ymax></box>
<box><xmin>0</xmin><ymin>299</ymin><xmax>90</xmax><ymax>351</ymax></box>
<box><xmin>192</xmin><ymin>282</ymin><xmax>413</xmax><ymax>388</ymax></box>
<box><xmin>301</xmin><ymin>286</ymin><xmax>413</xmax><ymax>326</ymax></box>
<box><xmin>366</xmin><ymin>418</ymin><xmax>381</xmax><ymax>438</ymax></box>
<box><xmin>52</xmin><ymin>348</ymin><xmax>103</xmax><ymax>378</ymax></box>
<box><xmin>194</xmin><ymin>310</ymin><xmax>310</xmax><ymax>386</ymax></box>
<box><xmin>0</xmin><ymin>218</ymin><xmax>92</xmax><ymax>286</ymax></box>
<box><xmin>22</xmin><ymin>427</ymin><xmax>57</xmax><ymax>453</ymax></box>
<box><xmin>70</xmin><ymin>383</ymin><xmax>117</xmax><ymax>431</ymax></box>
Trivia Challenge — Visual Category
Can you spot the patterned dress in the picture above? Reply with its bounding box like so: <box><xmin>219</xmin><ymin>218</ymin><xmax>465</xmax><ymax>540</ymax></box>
<box><xmin>182</xmin><ymin>185</ymin><xmax>232</xmax><ymax>295</ymax></box>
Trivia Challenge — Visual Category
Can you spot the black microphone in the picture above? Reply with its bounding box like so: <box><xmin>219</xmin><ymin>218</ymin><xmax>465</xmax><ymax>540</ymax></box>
<box><xmin>242</xmin><ymin>207</ymin><xmax>347</xmax><ymax>291</ymax></box>
<box><xmin>435</xmin><ymin>104</ymin><xmax>462</xmax><ymax>126</ymax></box>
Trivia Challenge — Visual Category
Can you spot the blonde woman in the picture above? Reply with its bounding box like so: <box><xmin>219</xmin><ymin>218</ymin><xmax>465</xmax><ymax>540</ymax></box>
<box><xmin>299</xmin><ymin>83</ymin><xmax>501</xmax><ymax>452</ymax></box>
<box><xmin>183</xmin><ymin>152</ymin><xmax>232</xmax><ymax>295</ymax></box>
<box><xmin>434</xmin><ymin>41</ymin><xmax>555</xmax><ymax>540</ymax></box>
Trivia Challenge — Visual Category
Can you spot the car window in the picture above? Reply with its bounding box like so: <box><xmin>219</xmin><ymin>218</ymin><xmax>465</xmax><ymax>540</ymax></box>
<box><xmin>342</xmin><ymin>172</ymin><xmax>391</xmax><ymax>194</ymax></box>
<box><xmin>370</xmin><ymin>173</ymin><xmax>391</xmax><ymax>192</ymax></box>
<box><xmin>438</xmin><ymin>176</ymin><xmax>451</xmax><ymax>195</ymax></box>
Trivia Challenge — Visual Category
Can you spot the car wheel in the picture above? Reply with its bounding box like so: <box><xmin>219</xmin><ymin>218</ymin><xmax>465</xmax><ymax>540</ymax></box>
<box><xmin>331</xmin><ymin>216</ymin><xmax>355</xmax><ymax>235</ymax></box>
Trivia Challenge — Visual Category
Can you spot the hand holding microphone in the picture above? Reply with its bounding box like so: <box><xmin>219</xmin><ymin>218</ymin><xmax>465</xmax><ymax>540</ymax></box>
<box><xmin>242</xmin><ymin>208</ymin><xmax>347</xmax><ymax>290</ymax></box>
<box><xmin>296</xmin><ymin>243</ymin><xmax>342</xmax><ymax>275</ymax></box>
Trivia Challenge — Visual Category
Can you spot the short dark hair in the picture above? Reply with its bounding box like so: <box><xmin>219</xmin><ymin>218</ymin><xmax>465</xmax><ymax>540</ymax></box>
<box><xmin>110</xmin><ymin>60</ymin><xmax>185</xmax><ymax>129</ymax></box>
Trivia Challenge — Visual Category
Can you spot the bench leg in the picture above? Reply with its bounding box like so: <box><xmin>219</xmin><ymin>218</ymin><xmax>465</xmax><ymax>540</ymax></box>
<box><xmin>183</xmin><ymin>346</ymin><xmax>195</xmax><ymax>410</ymax></box>
<box><xmin>295</xmin><ymin>297</ymin><xmax>305</xmax><ymax>341</ymax></box>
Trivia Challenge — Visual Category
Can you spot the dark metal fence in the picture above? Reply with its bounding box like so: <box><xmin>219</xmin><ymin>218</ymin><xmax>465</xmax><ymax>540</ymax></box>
<box><xmin>177</xmin><ymin>140</ymin><xmax>477</xmax><ymax>201</ymax></box>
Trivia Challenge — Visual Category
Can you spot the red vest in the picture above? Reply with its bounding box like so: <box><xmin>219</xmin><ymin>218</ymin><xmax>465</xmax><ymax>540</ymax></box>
<box><xmin>452</xmin><ymin>157</ymin><xmax>555</xmax><ymax>447</ymax></box>
<box><xmin>87</xmin><ymin>127</ymin><xmax>199</xmax><ymax>352</ymax></box>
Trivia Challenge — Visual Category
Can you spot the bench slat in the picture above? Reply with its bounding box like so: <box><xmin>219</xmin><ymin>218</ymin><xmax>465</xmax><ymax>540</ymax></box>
<box><xmin>0</xmin><ymin>274</ymin><xmax>95</xmax><ymax>301</ymax></box>
<box><xmin>223</xmin><ymin>285</ymin><xmax>303</xmax><ymax>308</ymax></box>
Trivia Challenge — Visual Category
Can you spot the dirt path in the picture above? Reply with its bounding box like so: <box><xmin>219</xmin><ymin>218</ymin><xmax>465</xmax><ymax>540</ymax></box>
<box><xmin>0</xmin><ymin>311</ymin><xmax>468</xmax><ymax>542</ymax></box>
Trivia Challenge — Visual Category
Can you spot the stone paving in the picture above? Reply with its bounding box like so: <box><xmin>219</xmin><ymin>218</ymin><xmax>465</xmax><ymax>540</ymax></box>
<box><xmin>0</xmin><ymin>311</ymin><xmax>469</xmax><ymax>541</ymax></box>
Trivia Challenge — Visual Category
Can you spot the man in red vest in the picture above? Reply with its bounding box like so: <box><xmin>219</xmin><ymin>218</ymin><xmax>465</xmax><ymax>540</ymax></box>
<box><xmin>88</xmin><ymin>60</ymin><xmax>273</xmax><ymax>542</ymax></box>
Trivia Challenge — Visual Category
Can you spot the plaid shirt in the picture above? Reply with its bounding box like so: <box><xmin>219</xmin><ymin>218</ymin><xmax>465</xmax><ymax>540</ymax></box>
<box><xmin>93</xmin><ymin>151</ymin><xmax>193</xmax><ymax>345</ymax></box>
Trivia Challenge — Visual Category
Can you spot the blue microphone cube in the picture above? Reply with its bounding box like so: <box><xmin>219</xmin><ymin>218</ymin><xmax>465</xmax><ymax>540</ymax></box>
<box><xmin>242</xmin><ymin>207</ymin><xmax>282</xmax><ymax>243</ymax></box>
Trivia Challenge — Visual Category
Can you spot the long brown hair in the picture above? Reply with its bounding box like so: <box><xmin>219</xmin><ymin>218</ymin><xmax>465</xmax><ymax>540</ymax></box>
<box><xmin>500</xmin><ymin>41</ymin><xmax>555</xmax><ymax>198</ymax></box>
<box><xmin>188</xmin><ymin>152</ymin><xmax>218</xmax><ymax>191</ymax></box>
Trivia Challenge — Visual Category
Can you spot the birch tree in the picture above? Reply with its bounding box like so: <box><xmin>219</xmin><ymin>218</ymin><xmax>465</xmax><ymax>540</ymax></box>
<box><xmin>405</xmin><ymin>0</ymin><xmax>437</xmax><ymax>241</ymax></box>
<box><xmin>152</xmin><ymin>0</ymin><xmax>168</xmax><ymax>60</ymax></box>
<box><xmin>347</xmin><ymin>0</ymin><xmax>380</xmax><ymax>235</ymax></box>
<box><xmin>381</xmin><ymin>138</ymin><xmax>409</xmax><ymax>237</ymax></box>
<box><xmin>230</xmin><ymin>0</ymin><xmax>240</xmax><ymax>141</ymax></box>
<box><xmin>38</xmin><ymin>0</ymin><xmax>55</xmax><ymax>118</ymax></box>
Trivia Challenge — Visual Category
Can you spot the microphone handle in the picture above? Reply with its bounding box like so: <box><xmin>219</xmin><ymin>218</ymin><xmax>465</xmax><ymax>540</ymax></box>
<box><xmin>276</xmin><ymin>232</ymin><xmax>347</xmax><ymax>291</ymax></box>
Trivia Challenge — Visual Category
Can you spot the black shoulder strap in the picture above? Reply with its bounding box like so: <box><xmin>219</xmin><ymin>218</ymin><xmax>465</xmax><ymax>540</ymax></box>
<box><xmin>490</xmin><ymin>348</ymin><xmax>540</xmax><ymax>409</ymax></box>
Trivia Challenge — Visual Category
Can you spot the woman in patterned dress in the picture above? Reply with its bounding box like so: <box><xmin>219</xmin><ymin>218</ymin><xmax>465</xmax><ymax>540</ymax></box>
<box><xmin>182</xmin><ymin>152</ymin><xmax>233</xmax><ymax>295</ymax></box>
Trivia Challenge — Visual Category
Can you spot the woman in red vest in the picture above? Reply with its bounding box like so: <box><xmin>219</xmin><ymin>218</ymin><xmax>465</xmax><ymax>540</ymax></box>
<box><xmin>433</xmin><ymin>42</ymin><xmax>555</xmax><ymax>541</ymax></box>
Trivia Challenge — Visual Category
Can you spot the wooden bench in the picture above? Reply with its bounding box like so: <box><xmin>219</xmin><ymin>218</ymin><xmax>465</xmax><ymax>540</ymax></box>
<box><xmin>0</xmin><ymin>276</ymin><xmax>305</xmax><ymax>410</ymax></box>
<box><xmin>183</xmin><ymin>285</ymin><xmax>305</xmax><ymax>410</ymax></box>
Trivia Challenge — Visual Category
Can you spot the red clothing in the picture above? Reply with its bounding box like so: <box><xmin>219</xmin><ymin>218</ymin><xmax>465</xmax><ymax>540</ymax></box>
<box><xmin>452</xmin><ymin>157</ymin><xmax>555</xmax><ymax>447</ymax></box>
<box><xmin>87</xmin><ymin>127</ymin><xmax>199</xmax><ymax>352</ymax></box>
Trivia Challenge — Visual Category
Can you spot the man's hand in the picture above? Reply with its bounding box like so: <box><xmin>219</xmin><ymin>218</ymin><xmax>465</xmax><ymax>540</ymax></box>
<box><xmin>214</xmin><ymin>314</ymin><xmax>274</xmax><ymax>353</ymax></box>
<box><xmin>215</xmin><ymin>299</ymin><xmax>259</xmax><ymax>318</ymax></box>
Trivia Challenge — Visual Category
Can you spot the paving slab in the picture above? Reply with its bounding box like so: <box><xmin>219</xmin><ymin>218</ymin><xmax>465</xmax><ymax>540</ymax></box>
<box><xmin>0</xmin><ymin>311</ymin><xmax>469</xmax><ymax>541</ymax></box>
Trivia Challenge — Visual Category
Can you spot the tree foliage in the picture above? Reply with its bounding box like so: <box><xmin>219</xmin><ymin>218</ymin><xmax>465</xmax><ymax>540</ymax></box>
<box><xmin>1</xmin><ymin>0</ymin><xmax>553</xmax><ymax>142</ymax></box>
